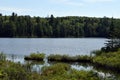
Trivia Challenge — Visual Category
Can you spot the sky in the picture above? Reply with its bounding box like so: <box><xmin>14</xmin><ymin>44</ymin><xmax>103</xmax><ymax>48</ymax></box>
<box><xmin>0</xmin><ymin>0</ymin><xmax>119</xmax><ymax>18</ymax></box>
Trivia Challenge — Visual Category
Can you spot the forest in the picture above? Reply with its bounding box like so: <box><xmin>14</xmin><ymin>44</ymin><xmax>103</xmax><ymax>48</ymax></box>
<box><xmin>0</xmin><ymin>12</ymin><xmax>120</xmax><ymax>38</ymax></box>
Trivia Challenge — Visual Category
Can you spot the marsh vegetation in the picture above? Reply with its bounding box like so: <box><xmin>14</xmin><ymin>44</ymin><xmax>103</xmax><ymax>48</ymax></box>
<box><xmin>1</xmin><ymin>46</ymin><xmax>120</xmax><ymax>80</ymax></box>
<box><xmin>24</xmin><ymin>53</ymin><xmax>45</xmax><ymax>61</ymax></box>
<box><xmin>0</xmin><ymin>52</ymin><xmax>103</xmax><ymax>80</ymax></box>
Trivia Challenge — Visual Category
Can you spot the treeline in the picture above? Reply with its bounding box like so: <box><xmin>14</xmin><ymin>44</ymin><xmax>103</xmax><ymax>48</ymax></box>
<box><xmin>0</xmin><ymin>12</ymin><xmax>120</xmax><ymax>38</ymax></box>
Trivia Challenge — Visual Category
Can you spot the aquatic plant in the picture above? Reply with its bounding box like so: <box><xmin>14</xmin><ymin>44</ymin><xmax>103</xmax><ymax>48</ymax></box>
<box><xmin>24</xmin><ymin>53</ymin><xmax>45</xmax><ymax>61</ymax></box>
<box><xmin>48</xmin><ymin>54</ymin><xmax>92</xmax><ymax>62</ymax></box>
<box><xmin>47</xmin><ymin>54</ymin><xmax>76</xmax><ymax>62</ymax></box>
<box><xmin>1</xmin><ymin>52</ymin><xmax>120</xmax><ymax>80</ymax></box>
<box><xmin>75</xmin><ymin>55</ymin><xmax>92</xmax><ymax>62</ymax></box>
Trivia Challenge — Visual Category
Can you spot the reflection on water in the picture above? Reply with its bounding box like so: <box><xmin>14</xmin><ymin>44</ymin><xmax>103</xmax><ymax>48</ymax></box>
<box><xmin>6</xmin><ymin>55</ymin><xmax>120</xmax><ymax>80</ymax></box>
<box><xmin>6</xmin><ymin>54</ymin><xmax>24</xmax><ymax>63</ymax></box>
<box><xmin>71</xmin><ymin>62</ymin><xmax>93</xmax><ymax>71</ymax></box>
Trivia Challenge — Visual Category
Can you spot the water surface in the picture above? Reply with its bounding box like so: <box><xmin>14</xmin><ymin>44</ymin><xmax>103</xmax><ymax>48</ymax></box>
<box><xmin>0</xmin><ymin>38</ymin><xmax>107</xmax><ymax>56</ymax></box>
<box><xmin>0</xmin><ymin>38</ymin><xmax>119</xmax><ymax>79</ymax></box>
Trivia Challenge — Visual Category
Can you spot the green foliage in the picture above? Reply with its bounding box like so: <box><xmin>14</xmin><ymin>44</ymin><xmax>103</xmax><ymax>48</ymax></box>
<box><xmin>91</xmin><ymin>50</ymin><xmax>103</xmax><ymax>56</ymax></box>
<box><xmin>48</xmin><ymin>54</ymin><xmax>92</xmax><ymax>62</ymax></box>
<box><xmin>70</xmin><ymin>69</ymin><xmax>100</xmax><ymax>80</ymax></box>
<box><xmin>24</xmin><ymin>53</ymin><xmax>45</xmax><ymax>61</ymax></box>
<box><xmin>48</xmin><ymin>54</ymin><xmax>75</xmax><ymax>62</ymax></box>
<box><xmin>93</xmin><ymin>49</ymin><xmax>120</xmax><ymax>69</ymax></box>
<box><xmin>39</xmin><ymin>63</ymin><xmax>100</xmax><ymax>80</ymax></box>
<box><xmin>41</xmin><ymin>63</ymin><xmax>71</xmax><ymax>76</ymax></box>
<box><xmin>102</xmin><ymin>39</ymin><xmax>120</xmax><ymax>52</ymax></box>
<box><xmin>76</xmin><ymin>55</ymin><xmax>92</xmax><ymax>62</ymax></box>
<box><xmin>0</xmin><ymin>13</ymin><xmax>120</xmax><ymax>38</ymax></box>
<box><xmin>0</xmin><ymin>61</ymin><xmax>30</xmax><ymax>80</ymax></box>
<box><xmin>0</xmin><ymin>57</ymin><xmax>101</xmax><ymax>80</ymax></box>
<box><xmin>0</xmin><ymin>52</ymin><xmax>6</xmax><ymax>61</ymax></box>
<box><xmin>2</xmin><ymin>53</ymin><xmax>120</xmax><ymax>80</ymax></box>
<box><xmin>101</xmin><ymin>17</ymin><xmax>120</xmax><ymax>52</ymax></box>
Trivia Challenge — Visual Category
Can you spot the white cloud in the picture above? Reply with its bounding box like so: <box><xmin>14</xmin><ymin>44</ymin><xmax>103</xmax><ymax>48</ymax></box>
<box><xmin>49</xmin><ymin>0</ymin><xmax>83</xmax><ymax>6</ymax></box>
<box><xmin>0</xmin><ymin>7</ymin><xmax>32</xmax><ymax>13</ymax></box>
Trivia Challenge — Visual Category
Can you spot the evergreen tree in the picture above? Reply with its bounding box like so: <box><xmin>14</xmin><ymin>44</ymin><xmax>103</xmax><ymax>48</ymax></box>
<box><xmin>0</xmin><ymin>13</ymin><xmax>120</xmax><ymax>38</ymax></box>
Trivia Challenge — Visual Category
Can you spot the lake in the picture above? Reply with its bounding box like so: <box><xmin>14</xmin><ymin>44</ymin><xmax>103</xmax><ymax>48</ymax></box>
<box><xmin>0</xmin><ymin>38</ymin><xmax>107</xmax><ymax>56</ymax></box>
<box><xmin>0</xmin><ymin>38</ymin><xmax>119</xmax><ymax>79</ymax></box>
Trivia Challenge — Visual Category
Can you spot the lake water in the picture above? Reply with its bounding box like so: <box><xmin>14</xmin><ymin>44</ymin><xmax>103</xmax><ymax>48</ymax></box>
<box><xmin>0</xmin><ymin>38</ymin><xmax>107</xmax><ymax>56</ymax></box>
<box><xmin>0</xmin><ymin>38</ymin><xmax>119</xmax><ymax>79</ymax></box>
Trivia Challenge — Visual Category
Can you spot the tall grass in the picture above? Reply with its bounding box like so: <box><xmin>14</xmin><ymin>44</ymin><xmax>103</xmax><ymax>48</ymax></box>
<box><xmin>48</xmin><ymin>54</ymin><xmax>92</xmax><ymax>62</ymax></box>
<box><xmin>1</xmin><ymin>52</ymin><xmax>120</xmax><ymax>80</ymax></box>
<box><xmin>0</xmin><ymin>52</ymin><xmax>6</xmax><ymax>61</ymax></box>
<box><xmin>24</xmin><ymin>53</ymin><xmax>45</xmax><ymax>61</ymax></box>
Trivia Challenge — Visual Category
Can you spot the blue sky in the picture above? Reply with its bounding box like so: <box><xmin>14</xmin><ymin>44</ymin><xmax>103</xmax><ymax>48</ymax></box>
<box><xmin>0</xmin><ymin>0</ymin><xmax>119</xmax><ymax>18</ymax></box>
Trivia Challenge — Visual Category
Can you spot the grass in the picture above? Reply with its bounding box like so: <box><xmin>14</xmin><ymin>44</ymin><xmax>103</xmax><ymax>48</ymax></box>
<box><xmin>39</xmin><ymin>63</ymin><xmax>100</xmax><ymax>80</ymax></box>
<box><xmin>75</xmin><ymin>55</ymin><xmax>92</xmax><ymax>62</ymax></box>
<box><xmin>24</xmin><ymin>53</ymin><xmax>45</xmax><ymax>61</ymax></box>
<box><xmin>93</xmin><ymin>50</ymin><xmax>120</xmax><ymax>70</ymax></box>
<box><xmin>47</xmin><ymin>54</ymin><xmax>75</xmax><ymax>62</ymax></box>
<box><xmin>47</xmin><ymin>54</ymin><xmax>92</xmax><ymax>62</ymax></box>
<box><xmin>0</xmin><ymin>52</ymin><xmax>6</xmax><ymax>61</ymax></box>
<box><xmin>41</xmin><ymin>63</ymin><xmax>71</xmax><ymax>76</ymax></box>
<box><xmin>0</xmin><ymin>52</ymin><xmax>101</xmax><ymax>80</ymax></box>
<box><xmin>24</xmin><ymin>53</ymin><xmax>92</xmax><ymax>63</ymax></box>
<box><xmin>1</xmin><ymin>52</ymin><xmax>120</xmax><ymax>80</ymax></box>
<box><xmin>0</xmin><ymin>61</ymin><xmax>30</xmax><ymax>80</ymax></box>
<box><xmin>24</xmin><ymin>50</ymin><xmax>120</xmax><ymax>72</ymax></box>
<box><xmin>46</xmin><ymin>49</ymin><xmax>120</xmax><ymax>71</ymax></box>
